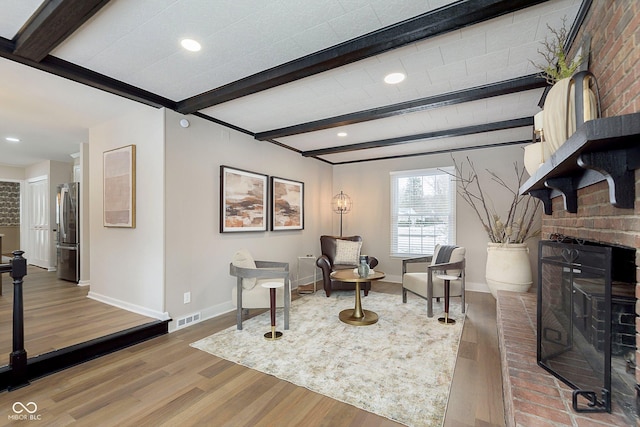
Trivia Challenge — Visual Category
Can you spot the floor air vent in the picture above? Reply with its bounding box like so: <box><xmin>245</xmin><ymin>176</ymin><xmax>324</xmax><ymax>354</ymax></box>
<box><xmin>176</xmin><ymin>312</ymin><xmax>201</xmax><ymax>329</ymax></box>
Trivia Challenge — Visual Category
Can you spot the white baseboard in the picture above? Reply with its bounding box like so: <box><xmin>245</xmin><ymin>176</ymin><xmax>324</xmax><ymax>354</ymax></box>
<box><xmin>87</xmin><ymin>291</ymin><xmax>171</xmax><ymax>321</ymax></box>
<box><xmin>465</xmin><ymin>281</ymin><xmax>491</xmax><ymax>293</ymax></box>
<box><xmin>77</xmin><ymin>280</ymin><xmax>90</xmax><ymax>287</ymax></box>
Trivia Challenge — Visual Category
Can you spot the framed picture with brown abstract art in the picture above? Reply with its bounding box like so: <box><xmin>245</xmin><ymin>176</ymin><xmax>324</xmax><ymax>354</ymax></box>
<box><xmin>271</xmin><ymin>176</ymin><xmax>304</xmax><ymax>231</ymax></box>
<box><xmin>220</xmin><ymin>165</ymin><xmax>268</xmax><ymax>232</ymax></box>
<box><xmin>103</xmin><ymin>144</ymin><xmax>136</xmax><ymax>228</ymax></box>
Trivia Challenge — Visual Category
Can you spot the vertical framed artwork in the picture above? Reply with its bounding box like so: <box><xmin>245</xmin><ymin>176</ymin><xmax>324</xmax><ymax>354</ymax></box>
<box><xmin>103</xmin><ymin>144</ymin><xmax>136</xmax><ymax>228</ymax></box>
<box><xmin>220</xmin><ymin>166</ymin><xmax>268</xmax><ymax>232</ymax></box>
<box><xmin>271</xmin><ymin>176</ymin><xmax>304</xmax><ymax>231</ymax></box>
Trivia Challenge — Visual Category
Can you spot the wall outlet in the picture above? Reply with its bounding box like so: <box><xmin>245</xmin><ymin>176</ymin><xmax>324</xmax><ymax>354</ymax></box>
<box><xmin>184</xmin><ymin>292</ymin><xmax>191</xmax><ymax>304</ymax></box>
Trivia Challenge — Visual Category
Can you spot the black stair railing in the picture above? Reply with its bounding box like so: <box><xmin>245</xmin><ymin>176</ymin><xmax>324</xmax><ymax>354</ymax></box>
<box><xmin>0</xmin><ymin>251</ymin><xmax>29</xmax><ymax>390</ymax></box>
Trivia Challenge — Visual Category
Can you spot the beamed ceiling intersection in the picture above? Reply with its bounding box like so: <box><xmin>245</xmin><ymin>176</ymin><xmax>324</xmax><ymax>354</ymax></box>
<box><xmin>0</xmin><ymin>0</ymin><xmax>588</xmax><ymax>165</ymax></box>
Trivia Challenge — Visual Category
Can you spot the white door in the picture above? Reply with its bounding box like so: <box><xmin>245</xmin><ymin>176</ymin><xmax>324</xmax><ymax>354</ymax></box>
<box><xmin>27</xmin><ymin>177</ymin><xmax>50</xmax><ymax>269</ymax></box>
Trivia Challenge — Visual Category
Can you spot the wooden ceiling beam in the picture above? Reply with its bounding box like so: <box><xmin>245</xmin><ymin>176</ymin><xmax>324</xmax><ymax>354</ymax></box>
<box><xmin>302</xmin><ymin>117</ymin><xmax>533</xmax><ymax>157</ymax></box>
<box><xmin>0</xmin><ymin>38</ymin><xmax>176</xmax><ymax>109</ymax></box>
<box><xmin>327</xmin><ymin>140</ymin><xmax>532</xmax><ymax>165</ymax></box>
<box><xmin>177</xmin><ymin>0</ymin><xmax>549</xmax><ymax>113</ymax></box>
<box><xmin>256</xmin><ymin>75</ymin><xmax>546</xmax><ymax>141</ymax></box>
<box><xmin>13</xmin><ymin>0</ymin><xmax>112</xmax><ymax>62</ymax></box>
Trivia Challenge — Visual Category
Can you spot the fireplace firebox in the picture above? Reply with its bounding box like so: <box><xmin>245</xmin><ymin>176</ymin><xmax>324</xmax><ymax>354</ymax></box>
<box><xmin>537</xmin><ymin>238</ymin><xmax>636</xmax><ymax>420</ymax></box>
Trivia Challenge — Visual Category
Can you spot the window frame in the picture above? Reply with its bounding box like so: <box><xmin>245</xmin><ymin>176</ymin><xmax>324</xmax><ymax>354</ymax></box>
<box><xmin>389</xmin><ymin>166</ymin><xmax>456</xmax><ymax>258</ymax></box>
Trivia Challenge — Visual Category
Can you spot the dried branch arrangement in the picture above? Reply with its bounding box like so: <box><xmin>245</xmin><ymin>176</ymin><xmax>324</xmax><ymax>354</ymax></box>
<box><xmin>530</xmin><ymin>17</ymin><xmax>583</xmax><ymax>85</ymax></box>
<box><xmin>446</xmin><ymin>157</ymin><xmax>541</xmax><ymax>244</ymax></box>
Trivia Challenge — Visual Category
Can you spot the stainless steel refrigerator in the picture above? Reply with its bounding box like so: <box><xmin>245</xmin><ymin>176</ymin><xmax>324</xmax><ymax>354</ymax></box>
<box><xmin>56</xmin><ymin>182</ymin><xmax>79</xmax><ymax>282</ymax></box>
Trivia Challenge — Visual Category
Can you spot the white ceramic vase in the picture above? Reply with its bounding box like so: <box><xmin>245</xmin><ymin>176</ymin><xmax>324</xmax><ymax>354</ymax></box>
<box><xmin>523</xmin><ymin>142</ymin><xmax>544</xmax><ymax>175</ymax></box>
<box><xmin>485</xmin><ymin>242</ymin><xmax>533</xmax><ymax>298</ymax></box>
<box><xmin>542</xmin><ymin>76</ymin><xmax>598</xmax><ymax>157</ymax></box>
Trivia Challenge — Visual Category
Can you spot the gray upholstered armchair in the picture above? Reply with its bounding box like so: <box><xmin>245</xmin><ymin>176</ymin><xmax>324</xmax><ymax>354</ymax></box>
<box><xmin>402</xmin><ymin>244</ymin><xmax>466</xmax><ymax>317</ymax></box>
<box><xmin>229</xmin><ymin>249</ymin><xmax>290</xmax><ymax>330</ymax></box>
<box><xmin>316</xmin><ymin>235</ymin><xmax>378</xmax><ymax>297</ymax></box>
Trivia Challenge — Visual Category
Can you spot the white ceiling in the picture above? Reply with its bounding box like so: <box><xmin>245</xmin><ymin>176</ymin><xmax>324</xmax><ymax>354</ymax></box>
<box><xmin>0</xmin><ymin>0</ymin><xmax>582</xmax><ymax>167</ymax></box>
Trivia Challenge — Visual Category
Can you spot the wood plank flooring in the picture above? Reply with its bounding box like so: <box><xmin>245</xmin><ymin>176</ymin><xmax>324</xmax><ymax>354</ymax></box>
<box><xmin>0</xmin><ymin>278</ymin><xmax>505</xmax><ymax>426</ymax></box>
<box><xmin>0</xmin><ymin>265</ymin><xmax>158</xmax><ymax>364</ymax></box>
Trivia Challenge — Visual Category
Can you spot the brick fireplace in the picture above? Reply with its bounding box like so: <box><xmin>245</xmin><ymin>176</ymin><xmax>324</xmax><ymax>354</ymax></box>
<box><xmin>497</xmin><ymin>1</ymin><xmax>640</xmax><ymax>426</ymax></box>
<box><xmin>498</xmin><ymin>174</ymin><xmax>639</xmax><ymax>426</ymax></box>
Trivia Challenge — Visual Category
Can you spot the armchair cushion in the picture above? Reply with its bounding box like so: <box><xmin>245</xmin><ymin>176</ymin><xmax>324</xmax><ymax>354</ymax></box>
<box><xmin>333</xmin><ymin>239</ymin><xmax>362</xmax><ymax>265</ymax></box>
<box><xmin>232</xmin><ymin>248</ymin><xmax>257</xmax><ymax>289</ymax></box>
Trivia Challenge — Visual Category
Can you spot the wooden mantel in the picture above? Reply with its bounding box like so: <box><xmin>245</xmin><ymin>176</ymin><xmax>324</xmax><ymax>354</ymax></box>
<box><xmin>519</xmin><ymin>112</ymin><xmax>640</xmax><ymax>215</ymax></box>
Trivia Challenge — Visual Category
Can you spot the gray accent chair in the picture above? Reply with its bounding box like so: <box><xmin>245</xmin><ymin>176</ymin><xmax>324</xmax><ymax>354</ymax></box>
<box><xmin>229</xmin><ymin>249</ymin><xmax>290</xmax><ymax>330</ymax></box>
<box><xmin>401</xmin><ymin>245</ymin><xmax>466</xmax><ymax>317</ymax></box>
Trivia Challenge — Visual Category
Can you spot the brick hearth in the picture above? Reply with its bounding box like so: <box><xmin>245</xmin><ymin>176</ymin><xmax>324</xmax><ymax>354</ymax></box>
<box><xmin>496</xmin><ymin>290</ymin><xmax>633</xmax><ymax>426</ymax></box>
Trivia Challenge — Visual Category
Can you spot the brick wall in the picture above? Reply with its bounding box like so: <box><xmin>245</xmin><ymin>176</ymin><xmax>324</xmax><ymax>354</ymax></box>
<box><xmin>542</xmin><ymin>1</ymin><xmax>640</xmax><ymax>423</ymax></box>
<box><xmin>569</xmin><ymin>0</ymin><xmax>640</xmax><ymax>117</ymax></box>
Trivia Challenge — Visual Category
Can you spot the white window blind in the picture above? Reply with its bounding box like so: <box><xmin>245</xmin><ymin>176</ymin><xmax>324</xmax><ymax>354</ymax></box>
<box><xmin>390</xmin><ymin>167</ymin><xmax>456</xmax><ymax>257</ymax></box>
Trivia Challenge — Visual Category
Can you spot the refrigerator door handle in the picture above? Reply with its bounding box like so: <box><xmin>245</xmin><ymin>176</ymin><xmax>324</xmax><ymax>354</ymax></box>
<box><xmin>59</xmin><ymin>186</ymin><xmax>68</xmax><ymax>241</ymax></box>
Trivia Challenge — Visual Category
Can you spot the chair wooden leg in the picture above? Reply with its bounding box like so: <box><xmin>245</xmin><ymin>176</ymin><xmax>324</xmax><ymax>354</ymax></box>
<box><xmin>402</xmin><ymin>287</ymin><xmax>407</xmax><ymax>303</ymax></box>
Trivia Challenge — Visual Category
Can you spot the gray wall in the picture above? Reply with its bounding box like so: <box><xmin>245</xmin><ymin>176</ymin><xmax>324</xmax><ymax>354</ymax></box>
<box><xmin>332</xmin><ymin>146</ymin><xmax>541</xmax><ymax>291</ymax></box>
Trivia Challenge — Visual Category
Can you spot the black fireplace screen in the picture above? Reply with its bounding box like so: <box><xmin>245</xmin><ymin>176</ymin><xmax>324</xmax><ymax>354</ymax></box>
<box><xmin>537</xmin><ymin>240</ymin><xmax>636</xmax><ymax>419</ymax></box>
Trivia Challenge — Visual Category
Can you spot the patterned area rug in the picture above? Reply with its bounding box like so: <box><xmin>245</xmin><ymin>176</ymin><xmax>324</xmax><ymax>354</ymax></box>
<box><xmin>191</xmin><ymin>290</ymin><xmax>465</xmax><ymax>427</ymax></box>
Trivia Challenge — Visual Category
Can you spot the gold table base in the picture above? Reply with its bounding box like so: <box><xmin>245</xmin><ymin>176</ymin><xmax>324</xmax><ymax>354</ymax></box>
<box><xmin>264</xmin><ymin>326</ymin><xmax>283</xmax><ymax>340</ymax></box>
<box><xmin>339</xmin><ymin>308</ymin><xmax>378</xmax><ymax>326</ymax></box>
<box><xmin>438</xmin><ymin>314</ymin><xmax>456</xmax><ymax>325</ymax></box>
<box><xmin>339</xmin><ymin>281</ymin><xmax>378</xmax><ymax>326</ymax></box>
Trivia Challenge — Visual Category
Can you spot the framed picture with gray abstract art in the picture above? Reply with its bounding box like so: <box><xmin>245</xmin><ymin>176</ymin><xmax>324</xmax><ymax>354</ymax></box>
<box><xmin>270</xmin><ymin>176</ymin><xmax>304</xmax><ymax>231</ymax></box>
<box><xmin>103</xmin><ymin>144</ymin><xmax>136</xmax><ymax>228</ymax></box>
<box><xmin>220</xmin><ymin>165</ymin><xmax>268</xmax><ymax>232</ymax></box>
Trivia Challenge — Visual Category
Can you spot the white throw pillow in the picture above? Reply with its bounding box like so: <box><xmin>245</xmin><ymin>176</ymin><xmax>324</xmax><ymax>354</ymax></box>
<box><xmin>333</xmin><ymin>239</ymin><xmax>362</xmax><ymax>265</ymax></box>
<box><xmin>232</xmin><ymin>248</ymin><xmax>257</xmax><ymax>289</ymax></box>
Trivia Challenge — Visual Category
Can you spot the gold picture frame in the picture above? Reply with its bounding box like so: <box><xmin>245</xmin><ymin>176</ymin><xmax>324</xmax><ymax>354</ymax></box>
<box><xmin>103</xmin><ymin>144</ymin><xmax>136</xmax><ymax>228</ymax></box>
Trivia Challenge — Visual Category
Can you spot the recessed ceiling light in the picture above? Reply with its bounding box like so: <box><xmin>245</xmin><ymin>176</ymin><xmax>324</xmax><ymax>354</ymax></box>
<box><xmin>384</xmin><ymin>72</ymin><xmax>405</xmax><ymax>84</ymax></box>
<box><xmin>181</xmin><ymin>38</ymin><xmax>201</xmax><ymax>52</ymax></box>
<box><xmin>5</xmin><ymin>137</ymin><xmax>20</xmax><ymax>143</ymax></box>
<box><xmin>337</xmin><ymin>132</ymin><xmax>348</xmax><ymax>137</ymax></box>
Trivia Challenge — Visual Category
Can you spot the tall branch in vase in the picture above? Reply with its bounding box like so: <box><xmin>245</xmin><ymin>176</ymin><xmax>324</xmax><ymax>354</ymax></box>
<box><xmin>446</xmin><ymin>156</ymin><xmax>541</xmax><ymax>244</ymax></box>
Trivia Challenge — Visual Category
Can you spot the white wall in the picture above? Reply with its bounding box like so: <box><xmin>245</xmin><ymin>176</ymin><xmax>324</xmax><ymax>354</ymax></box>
<box><xmin>88</xmin><ymin>105</ymin><xmax>168</xmax><ymax>320</ymax></box>
<box><xmin>0</xmin><ymin>165</ymin><xmax>25</xmax><ymax>181</ymax></box>
<box><xmin>164</xmin><ymin>110</ymin><xmax>333</xmax><ymax>328</ymax></box>
<box><xmin>333</xmin><ymin>146</ymin><xmax>542</xmax><ymax>292</ymax></box>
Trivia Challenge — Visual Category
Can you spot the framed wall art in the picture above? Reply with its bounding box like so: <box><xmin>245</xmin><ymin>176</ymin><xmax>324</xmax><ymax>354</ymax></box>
<box><xmin>103</xmin><ymin>144</ymin><xmax>136</xmax><ymax>228</ymax></box>
<box><xmin>220</xmin><ymin>166</ymin><xmax>268</xmax><ymax>232</ymax></box>
<box><xmin>271</xmin><ymin>176</ymin><xmax>304</xmax><ymax>231</ymax></box>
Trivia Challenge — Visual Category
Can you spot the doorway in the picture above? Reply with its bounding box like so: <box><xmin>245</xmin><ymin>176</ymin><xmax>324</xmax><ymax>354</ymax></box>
<box><xmin>26</xmin><ymin>176</ymin><xmax>51</xmax><ymax>269</ymax></box>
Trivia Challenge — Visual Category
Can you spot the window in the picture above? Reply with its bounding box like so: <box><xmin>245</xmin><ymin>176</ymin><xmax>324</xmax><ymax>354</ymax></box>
<box><xmin>390</xmin><ymin>167</ymin><xmax>456</xmax><ymax>257</ymax></box>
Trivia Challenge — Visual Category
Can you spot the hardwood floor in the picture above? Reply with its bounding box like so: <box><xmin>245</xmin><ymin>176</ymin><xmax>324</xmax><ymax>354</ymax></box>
<box><xmin>0</xmin><ymin>279</ymin><xmax>505</xmax><ymax>426</ymax></box>
<box><xmin>0</xmin><ymin>265</ymin><xmax>158</xmax><ymax>364</ymax></box>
